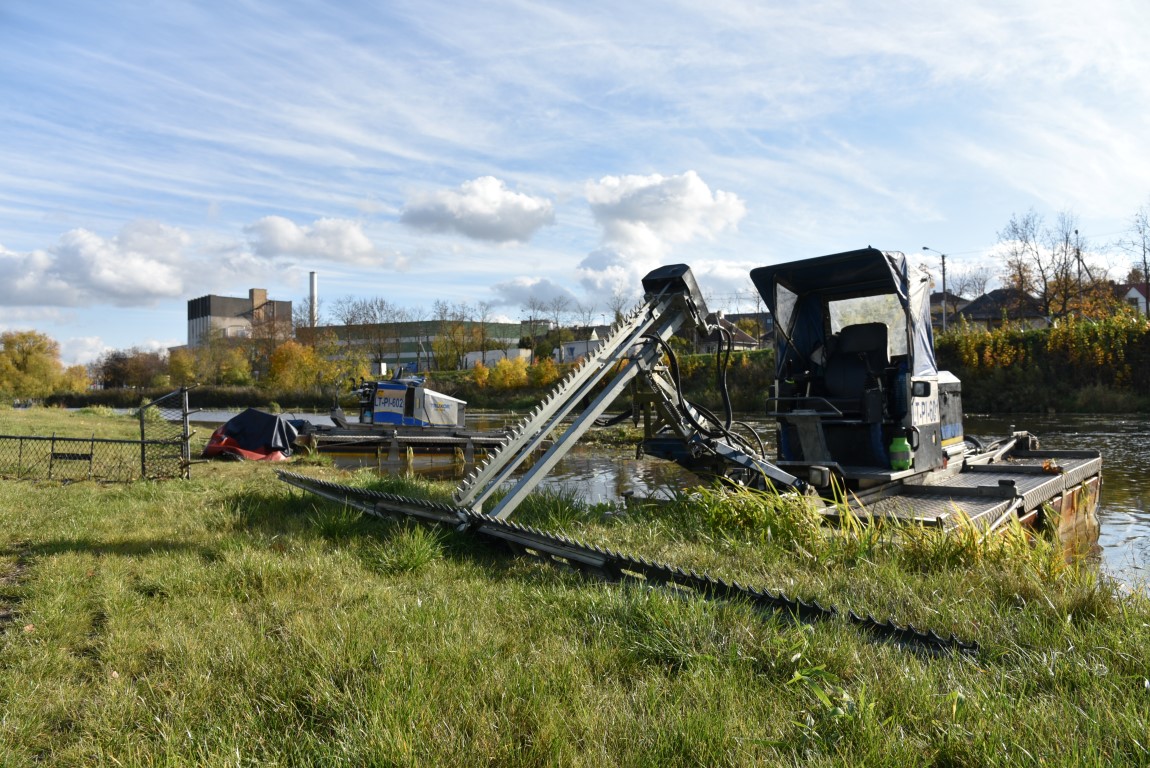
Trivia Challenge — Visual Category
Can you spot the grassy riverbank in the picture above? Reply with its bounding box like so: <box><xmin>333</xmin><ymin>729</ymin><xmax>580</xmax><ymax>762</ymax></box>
<box><xmin>1</xmin><ymin>407</ymin><xmax>1148</xmax><ymax>765</ymax></box>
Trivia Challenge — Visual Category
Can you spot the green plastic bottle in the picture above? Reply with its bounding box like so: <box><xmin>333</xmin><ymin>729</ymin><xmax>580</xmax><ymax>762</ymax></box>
<box><xmin>889</xmin><ymin>436</ymin><xmax>912</xmax><ymax>471</ymax></box>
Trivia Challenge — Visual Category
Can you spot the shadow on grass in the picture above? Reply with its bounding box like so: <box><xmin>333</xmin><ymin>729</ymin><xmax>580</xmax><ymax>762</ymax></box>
<box><xmin>220</xmin><ymin>485</ymin><xmax>567</xmax><ymax>585</ymax></box>
<box><xmin>22</xmin><ymin>537</ymin><xmax>217</xmax><ymax>560</ymax></box>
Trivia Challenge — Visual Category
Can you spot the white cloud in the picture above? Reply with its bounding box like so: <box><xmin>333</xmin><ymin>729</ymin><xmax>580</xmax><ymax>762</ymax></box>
<box><xmin>0</xmin><ymin>303</ymin><xmax>71</xmax><ymax>331</ymax></box>
<box><xmin>0</xmin><ymin>216</ymin><xmax>389</xmax><ymax>313</ymax></box>
<box><xmin>59</xmin><ymin>336</ymin><xmax>111</xmax><ymax>367</ymax></box>
<box><xmin>578</xmin><ymin>171</ymin><xmax>745</xmax><ymax>292</ymax></box>
<box><xmin>401</xmin><ymin>176</ymin><xmax>555</xmax><ymax>243</ymax></box>
<box><xmin>490</xmin><ymin>275</ymin><xmax>579</xmax><ymax>308</ymax></box>
<box><xmin>245</xmin><ymin>216</ymin><xmax>388</xmax><ymax>266</ymax></box>
<box><xmin>0</xmin><ymin>221</ymin><xmax>188</xmax><ymax>307</ymax></box>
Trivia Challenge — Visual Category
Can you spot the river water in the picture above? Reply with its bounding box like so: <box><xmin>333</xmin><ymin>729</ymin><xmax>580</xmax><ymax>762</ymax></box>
<box><xmin>197</xmin><ymin>409</ymin><xmax>1150</xmax><ymax>588</ymax></box>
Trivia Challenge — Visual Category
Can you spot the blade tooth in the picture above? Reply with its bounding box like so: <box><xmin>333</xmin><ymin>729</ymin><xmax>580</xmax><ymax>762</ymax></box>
<box><xmin>814</xmin><ymin>601</ymin><xmax>837</xmax><ymax>617</ymax></box>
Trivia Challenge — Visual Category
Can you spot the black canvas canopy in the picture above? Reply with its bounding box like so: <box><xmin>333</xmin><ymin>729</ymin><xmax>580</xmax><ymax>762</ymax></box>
<box><xmin>218</xmin><ymin>408</ymin><xmax>298</xmax><ymax>456</ymax></box>
<box><xmin>749</xmin><ymin>247</ymin><xmax>938</xmax><ymax>378</ymax></box>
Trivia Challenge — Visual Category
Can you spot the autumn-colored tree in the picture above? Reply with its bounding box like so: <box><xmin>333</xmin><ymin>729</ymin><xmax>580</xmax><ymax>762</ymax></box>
<box><xmin>310</xmin><ymin>329</ymin><xmax>366</xmax><ymax>393</ymax></box>
<box><xmin>471</xmin><ymin>361</ymin><xmax>490</xmax><ymax>388</ymax></box>
<box><xmin>168</xmin><ymin>348</ymin><xmax>197</xmax><ymax>385</ymax></box>
<box><xmin>0</xmin><ymin>330</ymin><xmax>63</xmax><ymax>398</ymax></box>
<box><xmin>188</xmin><ymin>330</ymin><xmax>253</xmax><ymax>386</ymax></box>
<box><xmin>94</xmin><ymin>347</ymin><xmax>168</xmax><ymax>389</ymax></box>
<box><xmin>489</xmin><ymin>357</ymin><xmax>528</xmax><ymax>389</ymax></box>
<box><xmin>216</xmin><ymin>346</ymin><xmax>253</xmax><ymax>386</ymax></box>
<box><xmin>527</xmin><ymin>357</ymin><xmax>559</xmax><ymax>388</ymax></box>
<box><xmin>264</xmin><ymin>340</ymin><xmax>321</xmax><ymax>392</ymax></box>
<box><xmin>58</xmin><ymin>365</ymin><xmax>92</xmax><ymax>393</ymax></box>
<box><xmin>262</xmin><ymin>334</ymin><xmax>359</xmax><ymax>395</ymax></box>
<box><xmin>735</xmin><ymin>317</ymin><xmax>761</xmax><ymax>340</ymax></box>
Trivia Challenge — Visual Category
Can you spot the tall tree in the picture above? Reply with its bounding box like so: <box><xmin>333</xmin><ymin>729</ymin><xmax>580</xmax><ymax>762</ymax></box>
<box><xmin>573</xmin><ymin>300</ymin><xmax>598</xmax><ymax>331</ymax></box>
<box><xmin>949</xmin><ymin>267</ymin><xmax>991</xmax><ymax>301</ymax></box>
<box><xmin>1124</xmin><ymin>203</ymin><xmax>1150</xmax><ymax>316</ymax></box>
<box><xmin>292</xmin><ymin>293</ymin><xmax>324</xmax><ymax>331</ymax></box>
<box><xmin>191</xmin><ymin>329</ymin><xmax>253</xmax><ymax>386</ymax></box>
<box><xmin>523</xmin><ymin>296</ymin><xmax>549</xmax><ymax>363</ymax></box>
<box><xmin>264</xmin><ymin>340</ymin><xmax>322</xmax><ymax>392</ymax></box>
<box><xmin>168</xmin><ymin>348</ymin><xmax>197</xmax><ymax>386</ymax></box>
<box><xmin>0</xmin><ymin>330</ymin><xmax>63</xmax><ymax>398</ymax></box>
<box><xmin>406</xmin><ymin>305</ymin><xmax>431</xmax><ymax>373</ymax></box>
<box><xmin>605</xmin><ymin>288</ymin><xmax>633</xmax><ymax>324</ymax></box>
<box><xmin>94</xmin><ymin>347</ymin><xmax>167</xmax><ymax>389</ymax></box>
<box><xmin>996</xmin><ymin>209</ymin><xmax>1102</xmax><ymax>320</ymax></box>
<box><xmin>547</xmin><ymin>296</ymin><xmax>571</xmax><ymax>362</ymax></box>
<box><xmin>431</xmin><ymin>300</ymin><xmax>471</xmax><ymax>370</ymax></box>
<box><xmin>474</xmin><ymin>300</ymin><xmax>497</xmax><ymax>364</ymax></box>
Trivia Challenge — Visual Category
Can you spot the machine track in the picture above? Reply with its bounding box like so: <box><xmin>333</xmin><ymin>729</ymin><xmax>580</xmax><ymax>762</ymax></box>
<box><xmin>278</xmin><ymin>470</ymin><xmax>979</xmax><ymax>656</ymax></box>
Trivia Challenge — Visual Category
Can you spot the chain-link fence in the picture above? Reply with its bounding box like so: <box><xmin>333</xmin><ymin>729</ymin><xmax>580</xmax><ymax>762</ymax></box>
<box><xmin>0</xmin><ymin>388</ymin><xmax>193</xmax><ymax>482</ymax></box>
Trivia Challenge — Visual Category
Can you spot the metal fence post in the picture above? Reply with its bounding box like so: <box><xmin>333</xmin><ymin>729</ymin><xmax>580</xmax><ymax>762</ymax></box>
<box><xmin>181</xmin><ymin>386</ymin><xmax>193</xmax><ymax>479</ymax></box>
<box><xmin>139</xmin><ymin>402</ymin><xmax>147</xmax><ymax>480</ymax></box>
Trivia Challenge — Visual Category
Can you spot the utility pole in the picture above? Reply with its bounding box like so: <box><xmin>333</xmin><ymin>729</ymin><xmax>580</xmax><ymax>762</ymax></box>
<box><xmin>922</xmin><ymin>246</ymin><xmax>947</xmax><ymax>332</ymax></box>
<box><xmin>1074</xmin><ymin>229</ymin><xmax>1082</xmax><ymax>310</ymax></box>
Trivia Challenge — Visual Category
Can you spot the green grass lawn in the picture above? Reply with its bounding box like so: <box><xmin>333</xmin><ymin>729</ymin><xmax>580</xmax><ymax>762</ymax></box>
<box><xmin>0</xmin><ymin>407</ymin><xmax>1148</xmax><ymax>766</ymax></box>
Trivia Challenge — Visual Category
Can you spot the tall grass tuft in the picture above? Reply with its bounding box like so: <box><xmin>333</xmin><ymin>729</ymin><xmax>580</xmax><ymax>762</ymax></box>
<box><xmin>307</xmin><ymin>504</ymin><xmax>365</xmax><ymax>540</ymax></box>
<box><xmin>133</xmin><ymin>398</ymin><xmax>166</xmax><ymax>423</ymax></box>
<box><xmin>359</xmin><ymin>522</ymin><xmax>445</xmax><ymax>575</ymax></box>
<box><xmin>660</xmin><ymin>485</ymin><xmax>825</xmax><ymax>553</ymax></box>
<box><xmin>512</xmin><ymin>485</ymin><xmax>589</xmax><ymax>530</ymax></box>
<box><xmin>76</xmin><ymin>405</ymin><xmax>118</xmax><ymax>418</ymax></box>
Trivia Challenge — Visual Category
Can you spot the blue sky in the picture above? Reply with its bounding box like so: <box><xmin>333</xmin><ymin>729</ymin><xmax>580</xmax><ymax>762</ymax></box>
<box><xmin>3</xmin><ymin>0</ymin><xmax>1149</xmax><ymax>365</ymax></box>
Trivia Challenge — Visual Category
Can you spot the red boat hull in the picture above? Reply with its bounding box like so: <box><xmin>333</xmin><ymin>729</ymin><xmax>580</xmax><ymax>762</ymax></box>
<box><xmin>201</xmin><ymin>426</ymin><xmax>291</xmax><ymax>461</ymax></box>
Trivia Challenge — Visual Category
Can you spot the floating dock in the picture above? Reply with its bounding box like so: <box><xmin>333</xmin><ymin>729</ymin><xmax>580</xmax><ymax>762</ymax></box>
<box><xmin>300</xmin><ymin>428</ymin><xmax>508</xmax><ymax>463</ymax></box>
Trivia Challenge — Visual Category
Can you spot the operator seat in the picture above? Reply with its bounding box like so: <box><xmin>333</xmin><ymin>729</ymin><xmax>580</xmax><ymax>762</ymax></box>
<box><xmin>823</xmin><ymin>322</ymin><xmax>889</xmax><ymax>422</ymax></box>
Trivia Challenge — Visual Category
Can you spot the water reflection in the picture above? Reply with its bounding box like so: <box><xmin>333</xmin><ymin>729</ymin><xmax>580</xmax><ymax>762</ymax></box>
<box><xmin>322</xmin><ymin>411</ymin><xmax>1147</xmax><ymax>588</ymax></box>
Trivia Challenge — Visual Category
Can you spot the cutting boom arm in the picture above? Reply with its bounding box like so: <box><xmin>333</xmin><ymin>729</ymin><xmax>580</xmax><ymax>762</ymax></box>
<box><xmin>453</xmin><ymin>264</ymin><xmax>805</xmax><ymax>520</ymax></box>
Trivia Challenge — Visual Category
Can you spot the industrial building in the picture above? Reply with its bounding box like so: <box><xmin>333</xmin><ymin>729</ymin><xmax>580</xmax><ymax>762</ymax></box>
<box><xmin>186</xmin><ymin>289</ymin><xmax>293</xmax><ymax>348</ymax></box>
